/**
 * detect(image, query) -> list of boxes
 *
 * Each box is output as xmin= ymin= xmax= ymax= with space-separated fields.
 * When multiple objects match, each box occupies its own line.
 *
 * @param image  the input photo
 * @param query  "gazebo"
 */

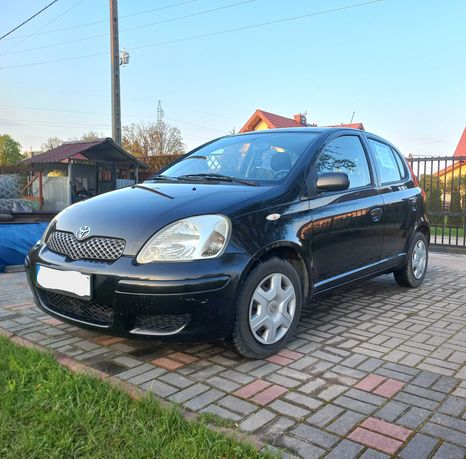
xmin=23 ymin=138 xmax=147 ymax=211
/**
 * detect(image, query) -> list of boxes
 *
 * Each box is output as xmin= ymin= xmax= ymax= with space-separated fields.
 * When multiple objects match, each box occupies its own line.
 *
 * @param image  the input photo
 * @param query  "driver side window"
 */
xmin=315 ymin=136 xmax=371 ymax=189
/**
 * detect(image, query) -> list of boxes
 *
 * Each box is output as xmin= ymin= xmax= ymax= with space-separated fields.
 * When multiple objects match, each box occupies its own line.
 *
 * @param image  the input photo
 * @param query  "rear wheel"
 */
xmin=393 ymin=232 xmax=428 ymax=288
xmin=232 ymin=257 xmax=302 ymax=359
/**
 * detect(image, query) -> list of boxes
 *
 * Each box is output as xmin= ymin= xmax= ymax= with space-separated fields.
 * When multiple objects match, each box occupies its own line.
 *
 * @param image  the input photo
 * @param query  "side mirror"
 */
xmin=316 ymin=172 xmax=350 ymax=192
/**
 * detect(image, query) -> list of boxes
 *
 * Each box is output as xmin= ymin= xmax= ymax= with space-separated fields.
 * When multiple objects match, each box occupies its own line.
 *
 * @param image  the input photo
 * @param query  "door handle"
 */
xmin=370 ymin=207 xmax=383 ymax=221
xmin=408 ymin=195 xmax=417 ymax=211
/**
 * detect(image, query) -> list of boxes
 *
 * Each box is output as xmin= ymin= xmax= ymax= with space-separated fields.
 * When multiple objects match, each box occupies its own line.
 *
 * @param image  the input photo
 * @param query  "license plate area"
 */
xmin=36 ymin=265 xmax=92 ymax=300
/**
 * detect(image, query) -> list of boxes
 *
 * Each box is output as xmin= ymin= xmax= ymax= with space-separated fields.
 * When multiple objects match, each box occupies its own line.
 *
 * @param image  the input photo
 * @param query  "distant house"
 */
xmin=22 ymin=138 xmax=146 ymax=211
xmin=434 ymin=125 xmax=466 ymax=183
xmin=239 ymin=109 xmax=365 ymax=133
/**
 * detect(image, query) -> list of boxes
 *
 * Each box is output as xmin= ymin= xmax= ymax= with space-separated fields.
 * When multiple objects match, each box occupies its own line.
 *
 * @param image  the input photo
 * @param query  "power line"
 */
xmin=0 ymin=0 xmax=201 ymax=42
xmin=2 ymin=0 xmax=258 ymax=57
xmin=1 ymin=0 xmax=85 ymax=54
xmin=0 ymin=0 xmax=385 ymax=69
xmin=0 ymin=0 xmax=60 ymax=41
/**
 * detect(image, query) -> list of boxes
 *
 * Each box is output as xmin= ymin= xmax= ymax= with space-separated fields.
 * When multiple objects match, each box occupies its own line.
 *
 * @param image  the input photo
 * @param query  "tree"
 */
xmin=425 ymin=187 xmax=443 ymax=225
xmin=122 ymin=120 xmax=185 ymax=157
xmin=41 ymin=136 xmax=63 ymax=152
xmin=0 ymin=134 xmax=23 ymax=166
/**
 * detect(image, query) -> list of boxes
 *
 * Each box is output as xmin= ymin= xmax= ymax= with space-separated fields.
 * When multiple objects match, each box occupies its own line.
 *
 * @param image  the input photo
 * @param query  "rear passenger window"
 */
xmin=315 ymin=135 xmax=371 ymax=189
xmin=369 ymin=139 xmax=403 ymax=183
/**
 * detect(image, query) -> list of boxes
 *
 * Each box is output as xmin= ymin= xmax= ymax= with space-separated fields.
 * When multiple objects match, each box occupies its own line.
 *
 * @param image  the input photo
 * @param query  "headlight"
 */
xmin=137 ymin=214 xmax=231 ymax=263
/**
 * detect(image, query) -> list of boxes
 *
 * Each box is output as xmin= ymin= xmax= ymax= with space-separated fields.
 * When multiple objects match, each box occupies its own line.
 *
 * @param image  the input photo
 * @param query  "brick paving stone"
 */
xmin=151 ymin=357 xmax=185 ymax=371
xmin=399 ymin=433 xmax=438 ymax=459
xmin=184 ymin=389 xmax=223 ymax=411
xmin=118 ymin=363 xmax=154 ymax=380
xmin=266 ymin=354 xmax=294 ymax=366
xmin=358 ymin=448 xmax=390 ymax=459
xmin=411 ymin=371 xmax=441 ymax=388
xmin=346 ymin=388 xmax=386 ymax=406
xmin=250 ymin=362 xmax=281 ymax=378
xmin=375 ymin=400 xmax=409 ymax=422
xmin=439 ymin=396 xmax=466 ymax=417
xmin=397 ymin=406 xmax=432 ymax=429
xmin=266 ymin=373 xmax=301 ymax=388
xmin=432 ymin=375 xmax=459 ymax=393
xmin=234 ymin=379 xmax=271 ymax=399
xmin=218 ymin=395 xmax=257 ymax=416
xmin=317 ymin=384 xmax=347 ymax=401
xmin=325 ymin=440 xmax=364 ymax=459
xmin=307 ymin=404 xmax=345 ymax=427
xmin=327 ymin=410 xmax=366 ymax=436
xmin=268 ymin=400 xmax=309 ymax=419
xmin=141 ymin=379 xmax=178 ymax=398
xmin=169 ymin=383 xmax=209 ymax=404
xmin=291 ymin=423 xmax=339 ymax=449
xmin=200 ymin=404 xmax=241 ymax=422
xmin=221 ymin=369 xmax=254 ymax=385
xmin=283 ymin=392 xmax=322 ymax=410
xmin=355 ymin=374 xmax=386 ymax=391
xmin=421 ymin=422 xmax=466 ymax=448
xmin=280 ymin=435 xmax=325 ymax=459
xmin=127 ymin=367 xmax=167 ymax=385
xmin=206 ymin=375 xmax=240 ymax=392
xmin=348 ymin=427 xmax=403 ymax=455
xmin=402 ymin=384 xmax=446 ymax=402
xmin=159 ymin=372 xmax=194 ymax=389
xmin=432 ymin=442 xmax=465 ymax=459
xmin=252 ymin=385 xmax=288 ymax=406
xmin=361 ymin=417 xmax=412 ymax=441
xmin=239 ymin=408 xmax=276 ymax=432
xmin=394 ymin=391 xmax=440 ymax=410
xmin=334 ymin=395 xmax=378 ymax=415
xmin=298 ymin=377 xmax=326 ymax=394
xmin=373 ymin=379 xmax=405 ymax=398
xmin=278 ymin=349 xmax=304 ymax=360
xmin=168 ymin=352 xmax=198 ymax=364
xmin=263 ymin=416 xmax=296 ymax=439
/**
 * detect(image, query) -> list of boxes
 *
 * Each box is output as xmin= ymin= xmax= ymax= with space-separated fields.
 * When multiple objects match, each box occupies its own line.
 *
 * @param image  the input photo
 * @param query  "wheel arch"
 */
xmin=240 ymin=242 xmax=311 ymax=302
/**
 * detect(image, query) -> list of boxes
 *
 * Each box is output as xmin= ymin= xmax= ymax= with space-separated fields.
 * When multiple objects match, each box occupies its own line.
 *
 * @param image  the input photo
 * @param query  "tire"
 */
xmin=232 ymin=257 xmax=303 ymax=359
xmin=393 ymin=232 xmax=428 ymax=288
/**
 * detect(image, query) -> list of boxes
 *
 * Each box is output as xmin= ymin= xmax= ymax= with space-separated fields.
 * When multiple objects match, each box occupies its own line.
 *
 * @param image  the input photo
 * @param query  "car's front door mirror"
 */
xmin=316 ymin=172 xmax=350 ymax=192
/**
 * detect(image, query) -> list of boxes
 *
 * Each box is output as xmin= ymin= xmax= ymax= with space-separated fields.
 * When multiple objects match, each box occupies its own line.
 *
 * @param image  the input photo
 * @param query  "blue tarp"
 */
xmin=0 ymin=223 xmax=48 ymax=272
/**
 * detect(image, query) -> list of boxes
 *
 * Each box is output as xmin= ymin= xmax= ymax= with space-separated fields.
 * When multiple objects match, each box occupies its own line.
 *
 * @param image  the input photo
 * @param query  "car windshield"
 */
xmin=155 ymin=132 xmax=319 ymax=185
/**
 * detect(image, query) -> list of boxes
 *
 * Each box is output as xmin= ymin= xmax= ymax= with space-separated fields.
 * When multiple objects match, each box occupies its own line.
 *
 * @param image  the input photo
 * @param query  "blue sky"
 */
xmin=1 ymin=0 xmax=465 ymax=155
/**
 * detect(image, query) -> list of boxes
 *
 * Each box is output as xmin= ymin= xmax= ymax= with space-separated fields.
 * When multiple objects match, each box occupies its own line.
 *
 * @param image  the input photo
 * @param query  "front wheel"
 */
xmin=232 ymin=257 xmax=303 ymax=359
xmin=393 ymin=232 xmax=428 ymax=288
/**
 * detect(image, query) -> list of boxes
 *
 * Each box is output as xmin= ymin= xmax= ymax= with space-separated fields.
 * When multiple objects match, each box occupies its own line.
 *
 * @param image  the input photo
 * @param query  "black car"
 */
xmin=26 ymin=128 xmax=429 ymax=358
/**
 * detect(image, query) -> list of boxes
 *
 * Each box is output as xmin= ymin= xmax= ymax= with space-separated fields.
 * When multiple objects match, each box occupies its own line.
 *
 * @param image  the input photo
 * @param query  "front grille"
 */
xmin=42 ymin=290 xmax=114 ymax=326
xmin=47 ymin=230 xmax=125 ymax=261
xmin=133 ymin=314 xmax=190 ymax=335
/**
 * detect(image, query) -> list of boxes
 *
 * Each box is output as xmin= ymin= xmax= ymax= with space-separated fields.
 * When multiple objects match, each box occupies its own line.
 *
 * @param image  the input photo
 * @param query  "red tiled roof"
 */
xmin=240 ymin=109 xmax=305 ymax=132
xmin=328 ymin=122 xmax=365 ymax=130
xmin=454 ymin=126 xmax=466 ymax=158
xmin=240 ymin=109 xmax=365 ymax=133
xmin=24 ymin=139 xmax=107 ymax=164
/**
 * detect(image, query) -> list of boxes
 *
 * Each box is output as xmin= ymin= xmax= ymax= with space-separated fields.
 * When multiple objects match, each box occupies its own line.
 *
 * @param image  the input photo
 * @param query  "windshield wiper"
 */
xmin=146 ymin=174 xmax=180 ymax=182
xmin=176 ymin=173 xmax=257 ymax=186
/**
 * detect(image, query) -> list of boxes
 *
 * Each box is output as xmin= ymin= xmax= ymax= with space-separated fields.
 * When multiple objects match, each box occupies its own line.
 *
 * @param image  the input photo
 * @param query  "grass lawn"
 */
xmin=0 ymin=336 xmax=270 ymax=459
xmin=431 ymin=226 xmax=465 ymax=238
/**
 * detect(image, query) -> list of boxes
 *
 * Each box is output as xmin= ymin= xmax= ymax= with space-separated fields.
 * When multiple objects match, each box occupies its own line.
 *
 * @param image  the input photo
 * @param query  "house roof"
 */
xmin=239 ymin=109 xmax=304 ymax=132
xmin=454 ymin=126 xmax=466 ymax=158
xmin=239 ymin=109 xmax=365 ymax=133
xmin=23 ymin=138 xmax=147 ymax=168
xmin=328 ymin=122 xmax=365 ymax=130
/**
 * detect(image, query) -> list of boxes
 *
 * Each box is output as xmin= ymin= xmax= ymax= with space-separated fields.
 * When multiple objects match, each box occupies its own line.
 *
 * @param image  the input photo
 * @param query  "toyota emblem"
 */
xmin=76 ymin=225 xmax=91 ymax=240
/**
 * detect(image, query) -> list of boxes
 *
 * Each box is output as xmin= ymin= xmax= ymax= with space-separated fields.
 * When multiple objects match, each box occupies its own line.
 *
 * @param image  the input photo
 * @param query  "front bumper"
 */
xmin=25 ymin=243 xmax=251 ymax=342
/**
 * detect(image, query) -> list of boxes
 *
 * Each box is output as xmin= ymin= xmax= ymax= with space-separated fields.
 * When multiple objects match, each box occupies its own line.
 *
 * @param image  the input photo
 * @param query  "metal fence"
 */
xmin=407 ymin=156 xmax=466 ymax=247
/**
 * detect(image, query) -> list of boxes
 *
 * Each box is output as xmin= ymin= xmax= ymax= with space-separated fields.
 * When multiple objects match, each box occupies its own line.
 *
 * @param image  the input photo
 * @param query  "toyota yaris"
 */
xmin=26 ymin=128 xmax=429 ymax=358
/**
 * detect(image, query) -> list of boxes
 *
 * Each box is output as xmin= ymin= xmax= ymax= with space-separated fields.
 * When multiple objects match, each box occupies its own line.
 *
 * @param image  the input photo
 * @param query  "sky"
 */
xmin=0 ymin=0 xmax=465 ymax=156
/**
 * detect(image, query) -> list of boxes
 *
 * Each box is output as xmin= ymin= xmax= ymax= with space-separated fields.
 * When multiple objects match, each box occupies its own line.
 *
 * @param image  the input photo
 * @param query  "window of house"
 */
xmin=315 ymin=135 xmax=371 ymax=189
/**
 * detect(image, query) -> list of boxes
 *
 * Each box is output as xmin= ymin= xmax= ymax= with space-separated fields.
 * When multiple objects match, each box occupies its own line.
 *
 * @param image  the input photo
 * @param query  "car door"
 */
xmin=366 ymin=137 xmax=419 ymax=261
xmin=308 ymin=133 xmax=385 ymax=290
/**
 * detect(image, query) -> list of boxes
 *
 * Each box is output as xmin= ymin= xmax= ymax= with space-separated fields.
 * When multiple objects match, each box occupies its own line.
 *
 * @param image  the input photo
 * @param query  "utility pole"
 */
xmin=110 ymin=0 xmax=121 ymax=145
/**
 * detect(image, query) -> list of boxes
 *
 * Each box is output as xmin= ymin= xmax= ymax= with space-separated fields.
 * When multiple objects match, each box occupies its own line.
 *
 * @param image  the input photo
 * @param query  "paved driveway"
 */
xmin=1 ymin=252 xmax=465 ymax=458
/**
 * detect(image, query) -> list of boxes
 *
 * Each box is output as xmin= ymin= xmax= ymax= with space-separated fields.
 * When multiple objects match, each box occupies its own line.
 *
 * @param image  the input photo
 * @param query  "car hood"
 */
xmin=52 ymin=182 xmax=272 ymax=255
